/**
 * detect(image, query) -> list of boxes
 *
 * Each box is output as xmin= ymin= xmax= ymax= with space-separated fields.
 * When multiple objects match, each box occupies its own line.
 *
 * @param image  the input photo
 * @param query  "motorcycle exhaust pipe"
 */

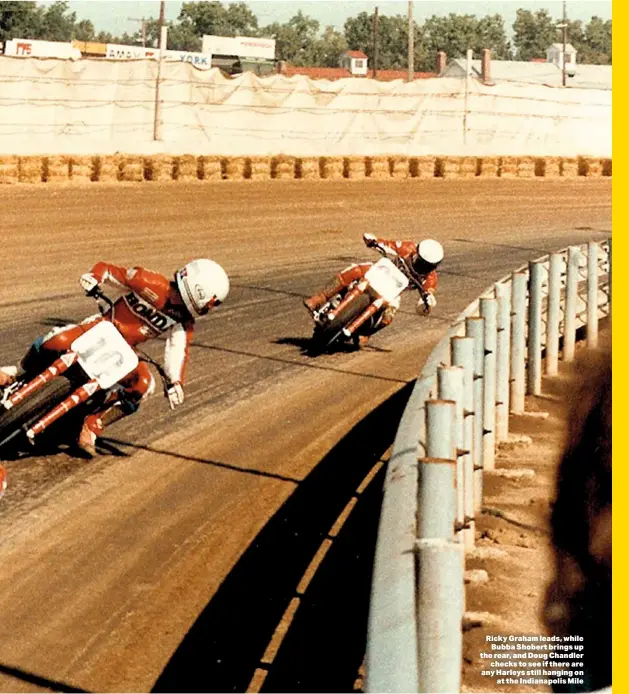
xmin=342 ymin=298 xmax=385 ymax=337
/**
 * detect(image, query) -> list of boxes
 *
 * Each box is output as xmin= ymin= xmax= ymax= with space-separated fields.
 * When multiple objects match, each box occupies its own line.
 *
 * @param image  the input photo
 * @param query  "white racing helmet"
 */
xmin=175 ymin=259 xmax=230 ymax=317
xmin=413 ymin=239 xmax=444 ymax=274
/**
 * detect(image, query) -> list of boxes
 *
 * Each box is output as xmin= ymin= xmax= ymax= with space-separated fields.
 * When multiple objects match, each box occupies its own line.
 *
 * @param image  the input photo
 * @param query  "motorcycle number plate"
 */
xmin=72 ymin=321 xmax=139 ymax=390
xmin=365 ymin=258 xmax=409 ymax=303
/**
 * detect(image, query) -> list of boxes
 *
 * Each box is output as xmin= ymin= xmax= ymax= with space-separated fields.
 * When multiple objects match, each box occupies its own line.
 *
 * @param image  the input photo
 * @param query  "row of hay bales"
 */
xmin=0 ymin=154 xmax=612 ymax=184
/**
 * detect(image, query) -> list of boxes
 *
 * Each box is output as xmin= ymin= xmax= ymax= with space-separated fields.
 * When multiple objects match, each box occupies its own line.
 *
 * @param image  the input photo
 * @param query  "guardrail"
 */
xmin=366 ymin=239 xmax=611 ymax=693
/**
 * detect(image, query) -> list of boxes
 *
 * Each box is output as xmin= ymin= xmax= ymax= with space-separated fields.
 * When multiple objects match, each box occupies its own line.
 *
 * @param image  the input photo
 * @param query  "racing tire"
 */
xmin=0 ymin=376 xmax=74 ymax=453
xmin=310 ymin=292 xmax=372 ymax=355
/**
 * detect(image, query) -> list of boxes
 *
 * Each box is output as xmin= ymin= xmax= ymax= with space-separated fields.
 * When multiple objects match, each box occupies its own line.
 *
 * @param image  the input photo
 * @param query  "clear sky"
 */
xmin=62 ymin=0 xmax=612 ymax=37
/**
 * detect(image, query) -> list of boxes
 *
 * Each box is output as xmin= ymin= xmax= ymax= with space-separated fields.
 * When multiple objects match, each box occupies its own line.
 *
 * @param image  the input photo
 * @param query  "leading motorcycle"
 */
xmin=308 ymin=242 xmax=434 ymax=355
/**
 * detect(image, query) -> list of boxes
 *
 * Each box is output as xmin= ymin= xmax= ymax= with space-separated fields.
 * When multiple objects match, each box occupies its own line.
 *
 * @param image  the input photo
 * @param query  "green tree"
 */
xmin=423 ymin=13 xmax=510 ymax=61
xmin=178 ymin=1 xmax=258 ymax=38
xmin=581 ymin=16 xmax=612 ymax=64
xmin=260 ymin=11 xmax=319 ymax=65
xmin=308 ymin=26 xmax=348 ymax=68
xmin=512 ymin=8 xmax=558 ymax=60
xmin=0 ymin=1 xmax=42 ymax=41
xmin=37 ymin=1 xmax=77 ymax=41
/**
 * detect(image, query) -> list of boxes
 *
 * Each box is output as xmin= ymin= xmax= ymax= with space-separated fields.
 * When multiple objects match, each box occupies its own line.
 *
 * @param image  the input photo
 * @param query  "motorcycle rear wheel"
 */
xmin=0 ymin=376 xmax=74 ymax=452
xmin=310 ymin=292 xmax=372 ymax=355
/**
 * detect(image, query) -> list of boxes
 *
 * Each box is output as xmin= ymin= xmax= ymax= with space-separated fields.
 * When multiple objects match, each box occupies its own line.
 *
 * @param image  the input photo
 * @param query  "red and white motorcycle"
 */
xmin=309 ymin=247 xmax=432 ymax=354
xmin=0 ymin=290 xmax=167 ymax=456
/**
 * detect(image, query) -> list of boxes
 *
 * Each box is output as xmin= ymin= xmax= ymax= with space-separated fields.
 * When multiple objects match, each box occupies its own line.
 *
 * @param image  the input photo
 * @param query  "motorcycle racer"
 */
xmin=303 ymin=233 xmax=443 ymax=345
xmin=9 ymin=259 xmax=229 ymax=457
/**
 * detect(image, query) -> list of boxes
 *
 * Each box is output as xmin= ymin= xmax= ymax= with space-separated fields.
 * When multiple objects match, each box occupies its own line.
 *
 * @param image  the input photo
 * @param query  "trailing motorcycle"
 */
xmin=0 ymin=290 xmax=168 ymax=456
xmin=308 ymin=242 xmax=434 ymax=355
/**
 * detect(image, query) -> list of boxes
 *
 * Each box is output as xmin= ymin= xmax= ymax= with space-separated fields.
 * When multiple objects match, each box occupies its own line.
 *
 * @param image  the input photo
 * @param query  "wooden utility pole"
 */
xmin=407 ymin=1 xmax=414 ymax=82
xmin=372 ymin=7 xmax=379 ymax=79
xmin=562 ymin=0 xmax=567 ymax=87
xmin=153 ymin=0 xmax=166 ymax=140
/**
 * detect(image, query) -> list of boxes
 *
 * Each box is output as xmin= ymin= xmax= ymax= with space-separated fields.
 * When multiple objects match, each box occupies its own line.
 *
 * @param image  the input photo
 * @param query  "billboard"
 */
xmin=4 ymin=38 xmax=81 ymax=59
xmin=202 ymin=35 xmax=275 ymax=60
xmin=105 ymin=44 xmax=212 ymax=69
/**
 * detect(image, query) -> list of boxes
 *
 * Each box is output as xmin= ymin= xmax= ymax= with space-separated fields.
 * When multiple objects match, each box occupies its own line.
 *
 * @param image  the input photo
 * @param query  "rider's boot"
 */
xmin=303 ymin=280 xmax=346 ymax=314
xmin=77 ymin=402 xmax=127 ymax=458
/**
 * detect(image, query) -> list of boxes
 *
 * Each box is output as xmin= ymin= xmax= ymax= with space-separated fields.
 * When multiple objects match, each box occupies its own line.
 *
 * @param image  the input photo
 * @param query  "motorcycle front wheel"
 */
xmin=310 ymin=292 xmax=372 ymax=355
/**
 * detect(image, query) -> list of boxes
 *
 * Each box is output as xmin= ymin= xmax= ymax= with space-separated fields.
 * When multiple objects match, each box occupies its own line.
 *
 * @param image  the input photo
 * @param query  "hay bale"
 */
xmin=561 ymin=157 xmax=579 ymax=178
xmin=390 ymin=155 xmax=409 ymax=179
xmin=321 ymin=157 xmax=344 ymax=180
xmin=459 ymin=156 xmax=478 ymax=178
xmin=146 ymin=155 xmax=174 ymax=182
xmin=248 ymin=156 xmax=271 ymax=181
xmin=98 ymin=155 xmax=120 ymax=182
xmin=119 ymin=156 xmax=144 ymax=182
xmin=176 ymin=155 xmax=198 ymax=182
xmin=543 ymin=157 xmax=561 ymax=178
xmin=200 ymin=156 xmax=222 ymax=181
xmin=224 ymin=157 xmax=245 ymax=181
xmin=478 ymin=157 xmax=499 ymax=178
xmin=18 ymin=156 xmax=43 ymax=183
xmin=517 ymin=156 xmax=536 ymax=178
xmin=69 ymin=155 xmax=94 ymax=183
xmin=366 ymin=156 xmax=390 ymax=180
xmin=46 ymin=155 xmax=70 ymax=183
xmin=272 ymin=155 xmax=296 ymax=180
xmin=0 ymin=156 xmax=18 ymax=184
xmin=411 ymin=157 xmax=436 ymax=178
xmin=345 ymin=157 xmax=366 ymax=180
xmin=297 ymin=157 xmax=320 ymax=180
xmin=499 ymin=156 xmax=518 ymax=178
xmin=602 ymin=158 xmax=612 ymax=177
xmin=438 ymin=157 xmax=461 ymax=179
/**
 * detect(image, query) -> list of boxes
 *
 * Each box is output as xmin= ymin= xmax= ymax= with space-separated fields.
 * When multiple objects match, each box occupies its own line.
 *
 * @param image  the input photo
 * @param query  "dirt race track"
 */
xmin=0 ymin=179 xmax=611 ymax=693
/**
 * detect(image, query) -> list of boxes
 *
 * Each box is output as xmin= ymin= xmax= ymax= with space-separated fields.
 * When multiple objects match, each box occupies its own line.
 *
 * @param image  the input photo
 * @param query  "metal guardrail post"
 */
xmin=465 ymin=317 xmax=485 ymax=512
xmin=416 ymin=537 xmax=464 ymax=694
xmin=564 ymin=246 xmax=580 ymax=362
xmin=587 ymin=241 xmax=599 ymax=348
xmin=510 ymin=272 xmax=527 ymax=413
xmin=451 ymin=336 xmax=475 ymax=550
xmin=419 ymin=400 xmax=457 ymax=540
xmin=527 ymin=261 xmax=544 ymax=395
xmin=495 ymin=282 xmax=511 ymax=441
xmin=546 ymin=252 xmax=562 ymax=376
xmin=437 ymin=367 xmax=465 ymax=542
xmin=480 ymin=297 xmax=497 ymax=470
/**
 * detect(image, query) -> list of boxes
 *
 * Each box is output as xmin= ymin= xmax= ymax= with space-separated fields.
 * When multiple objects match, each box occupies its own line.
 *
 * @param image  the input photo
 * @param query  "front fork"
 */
xmin=3 ymin=351 xmax=102 ymax=444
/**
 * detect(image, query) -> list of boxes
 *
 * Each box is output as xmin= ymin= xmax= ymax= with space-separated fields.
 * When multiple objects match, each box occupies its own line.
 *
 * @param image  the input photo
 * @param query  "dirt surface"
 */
xmin=0 ymin=180 xmax=611 ymax=693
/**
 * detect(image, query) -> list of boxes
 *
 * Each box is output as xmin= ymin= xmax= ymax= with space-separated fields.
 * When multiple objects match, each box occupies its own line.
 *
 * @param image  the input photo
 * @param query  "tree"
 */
xmin=423 ymin=13 xmax=510 ymax=61
xmin=581 ymin=16 xmax=612 ymax=64
xmin=312 ymin=26 xmax=348 ymax=68
xmin=0 ymin=1 xmax=42 ymax=41
xmin=344 ymin=11 xmax=417 ymax=71
xmin=260 ymin=11 xmax=319 ymax=65
xmin=37 ymin=1 xmax=78 ymax=41
xmin=512 ymin=8 xmax=558 ymax=61
xmin=178 ymin=1 xmax=258 ymax=38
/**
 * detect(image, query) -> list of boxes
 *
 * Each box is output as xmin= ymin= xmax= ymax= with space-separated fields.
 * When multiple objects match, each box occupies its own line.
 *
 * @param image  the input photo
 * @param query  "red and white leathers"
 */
xmin=24 ymin=262 xmax=196 ymax=453
xmin=304 ymin=237 xmax=439 ymax=332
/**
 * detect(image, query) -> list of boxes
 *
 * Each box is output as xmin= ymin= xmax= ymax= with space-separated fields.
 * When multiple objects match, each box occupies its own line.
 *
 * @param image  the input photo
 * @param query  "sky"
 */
xmin=62 ymin=0 xmax=612 ymax=38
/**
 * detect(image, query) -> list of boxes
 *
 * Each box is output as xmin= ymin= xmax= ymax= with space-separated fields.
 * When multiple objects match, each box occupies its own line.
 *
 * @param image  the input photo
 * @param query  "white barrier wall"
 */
xmin=0 ymin=56 xmax=611 ymax=157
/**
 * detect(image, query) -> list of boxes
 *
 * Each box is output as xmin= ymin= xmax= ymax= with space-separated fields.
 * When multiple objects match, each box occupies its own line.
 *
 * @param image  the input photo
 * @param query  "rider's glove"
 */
xmin=426 ymin=293 xmax=437 ymax=308
xmin=363 ymin=233 xmax=377 ymax=248
xmin=167 ymin=382 xmax=184 ymax=410
xmin=79 ymin=272 xmax=99 ymax=296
